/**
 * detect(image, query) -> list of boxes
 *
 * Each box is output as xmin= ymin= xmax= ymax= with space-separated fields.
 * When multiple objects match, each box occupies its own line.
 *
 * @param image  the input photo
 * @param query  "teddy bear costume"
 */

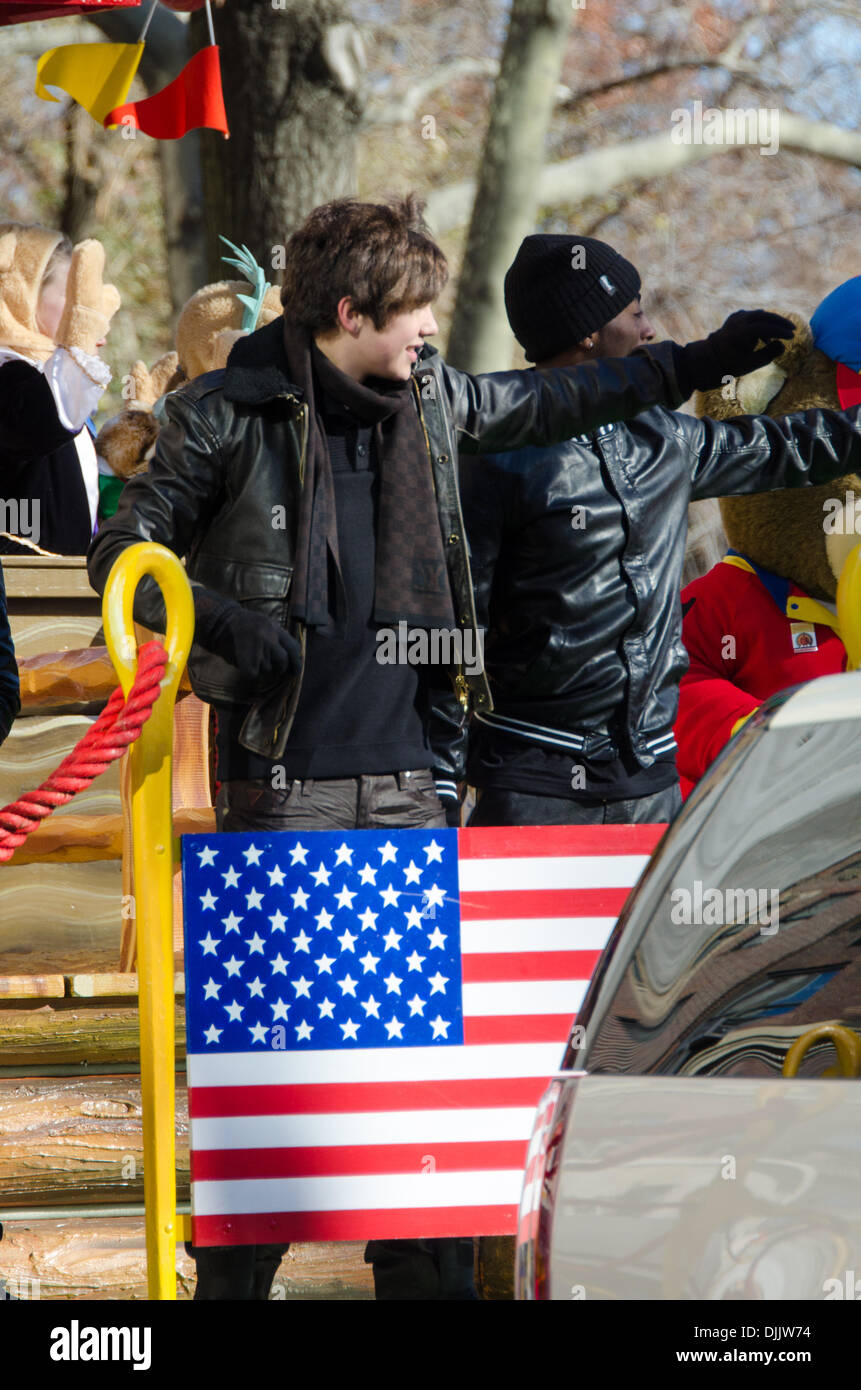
xmin=95 ymin=278 xmax=283 ymax=518
xmin=0 ymin=224 xmax=119 ymax=554
xmin=675 ymin=282 xmax=861 ymax=795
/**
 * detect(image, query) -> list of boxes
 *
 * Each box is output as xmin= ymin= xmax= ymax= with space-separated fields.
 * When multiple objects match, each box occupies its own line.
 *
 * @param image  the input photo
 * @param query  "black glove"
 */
xmin=193 ymin=588 xmax=301 ymax=686
xmin=673 ymin=310 xmax=795 ymax=397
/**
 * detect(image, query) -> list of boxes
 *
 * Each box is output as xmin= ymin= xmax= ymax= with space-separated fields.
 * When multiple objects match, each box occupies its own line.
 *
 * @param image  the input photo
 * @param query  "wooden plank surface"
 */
xmin=0 ymin=1003 xmax=186 ymax=1066
xmin=68 ymin=973 xmax=186 ymax=998
xmin=0 ymin=1076 xmax=188 ymax=1208
xmin=0 ymin=975 xmax=65 ymax=998
xmin=0 ymin=860 xmax=122 ymax=971
xmin=2 ymin=556 xmax=100 ymax=600
xmin=4 ymin=807 xmax=215 ymax=864
xmin=0 ymin=1218 xmax=375 ymax=1300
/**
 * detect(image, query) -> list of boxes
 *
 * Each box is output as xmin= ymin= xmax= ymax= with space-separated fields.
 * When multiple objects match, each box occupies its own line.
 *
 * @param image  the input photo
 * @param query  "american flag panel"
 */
xmin=182 ymin=824 xmax=664 ymax=1245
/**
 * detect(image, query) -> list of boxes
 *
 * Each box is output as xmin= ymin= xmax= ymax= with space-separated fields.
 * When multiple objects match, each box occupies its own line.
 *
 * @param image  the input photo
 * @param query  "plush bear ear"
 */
xmin=212 ymin=327 xmax=246 ymax=370
xmin=769 ymin=312 xmax=812 ymax=376
xmin=148 ymin=351 xmax=182 ymax=401
xmin=0 ymin=231 xmax=17 ymax=273
xmin=127 ymin=359 xmax=156 ymax=410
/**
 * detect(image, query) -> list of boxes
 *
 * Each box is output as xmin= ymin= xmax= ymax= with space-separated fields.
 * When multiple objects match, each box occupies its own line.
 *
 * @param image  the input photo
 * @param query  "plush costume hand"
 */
xmin=56 ymin=240 xmax=120 ymax=356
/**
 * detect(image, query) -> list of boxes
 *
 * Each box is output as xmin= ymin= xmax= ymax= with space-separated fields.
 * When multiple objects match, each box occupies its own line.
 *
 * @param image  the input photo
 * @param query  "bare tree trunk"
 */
xmin=88 ymin=4 xmax=205 ymax=312
xmin=446 ymin=0 xmax=572 ymax=374
xmin=60 ymin=104 xmax=102 ymax=244
xmin=190 ymin=0 xmax=366 ymax=283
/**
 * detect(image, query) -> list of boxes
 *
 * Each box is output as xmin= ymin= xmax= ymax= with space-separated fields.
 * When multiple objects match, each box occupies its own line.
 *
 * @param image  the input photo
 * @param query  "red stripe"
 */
xmin=460 ymin=887 xmax=631 ymax=918
xmin=190 ymin=1139 xmax=529 ymax=1182
xmin=463 ymin=1014 xmax=574 ymax=1045
xmin=191 ymin=1205 xmax=518 ymax=1245
xmin=460 ymin=950 xmax=599 ymax=982
xmin=189 ymin=1075 xmax=549 ymax=1118
xmin=458 ymin=824 xmax=665 ymax=859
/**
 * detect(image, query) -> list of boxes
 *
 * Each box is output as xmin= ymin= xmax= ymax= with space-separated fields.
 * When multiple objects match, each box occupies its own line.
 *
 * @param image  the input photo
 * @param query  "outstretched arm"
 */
xmin=682 ymin=402 xmax=861 ymax=499
xmin=440 ymin=310 xmax=794 ymax=453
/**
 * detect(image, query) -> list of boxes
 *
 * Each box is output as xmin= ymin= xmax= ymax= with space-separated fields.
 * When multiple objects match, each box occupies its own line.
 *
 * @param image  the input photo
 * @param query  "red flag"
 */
xmin=0 ymin=2 xmax=137 ymax=23
xmin=105 ymin=44 xmax=228 ymax=139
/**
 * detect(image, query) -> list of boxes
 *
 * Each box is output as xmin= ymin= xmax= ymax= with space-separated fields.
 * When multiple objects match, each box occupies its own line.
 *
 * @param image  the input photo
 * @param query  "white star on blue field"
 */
xmin=182 ymin=829 xmax=464 ymax=1051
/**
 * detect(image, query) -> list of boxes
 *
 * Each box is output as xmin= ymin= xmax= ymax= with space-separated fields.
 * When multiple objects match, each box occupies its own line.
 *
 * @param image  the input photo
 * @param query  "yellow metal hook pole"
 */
xmin=836 ymin=541 xmax=861 ymax=671
xmin=782 ymin=1022 xmax=861 ymax=1079
xmin=102 ymin=543 xmax=194 ymax=1301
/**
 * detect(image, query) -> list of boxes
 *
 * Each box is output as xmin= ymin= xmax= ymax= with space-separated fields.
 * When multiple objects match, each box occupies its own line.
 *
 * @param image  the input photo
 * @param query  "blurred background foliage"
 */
xmin=1 ymin=0 xmax=859 ymax=416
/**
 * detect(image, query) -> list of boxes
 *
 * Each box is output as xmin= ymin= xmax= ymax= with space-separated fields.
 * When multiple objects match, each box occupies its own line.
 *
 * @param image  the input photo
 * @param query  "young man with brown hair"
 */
xmin=88 ymin=195 xmax=790 ymax=1299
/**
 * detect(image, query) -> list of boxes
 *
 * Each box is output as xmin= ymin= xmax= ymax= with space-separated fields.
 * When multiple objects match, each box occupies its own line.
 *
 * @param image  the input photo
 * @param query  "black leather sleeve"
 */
xmin=426 ymin=675 xmax=469 ymax=799
xmin=439 ymin=341 xmax=685 ymax=455
xmin=426 ymin=457 xmax=509 ymax=790
xmin=87 ymin=388 xmax=227 ymax=629
xmin=682 ymin=402 xmax=861 ymax=499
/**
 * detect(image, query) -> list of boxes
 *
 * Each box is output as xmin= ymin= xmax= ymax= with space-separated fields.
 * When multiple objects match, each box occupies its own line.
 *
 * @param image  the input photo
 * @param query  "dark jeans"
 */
xmin=189 ymin=770 xmax=476 ymax=1301
xmin=468 ymin=781 xmax=682 ymax=827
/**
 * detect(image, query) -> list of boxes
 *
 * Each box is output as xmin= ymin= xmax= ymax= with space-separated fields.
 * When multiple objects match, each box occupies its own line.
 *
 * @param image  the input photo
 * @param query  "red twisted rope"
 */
xmin=0 ymin=640 xmax=168 ymax=864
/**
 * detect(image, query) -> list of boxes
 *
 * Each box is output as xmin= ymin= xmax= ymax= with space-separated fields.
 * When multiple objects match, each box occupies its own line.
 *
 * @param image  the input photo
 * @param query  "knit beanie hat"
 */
xmin=504 ymin=234 xmax=641 ymax=363
xmin=0 ymin=222 xmax=69 ymax=362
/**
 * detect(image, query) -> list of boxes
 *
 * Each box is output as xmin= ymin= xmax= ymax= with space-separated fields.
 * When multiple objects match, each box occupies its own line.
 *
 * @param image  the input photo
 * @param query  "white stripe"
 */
xmin=192 ymin=1168 xmax=523 ymax=1214
xmin=463 ymin=980 xmax=585 ymax=1016
xmin=458 ymin=855 xmax=648 ymax=892
xmin=188 ymin=1041 xmax=564 ymax=1088
xmin=460 ymin=917 xmax=615 ymax=953
xmin=475 ymin=713 xmax=585 ymax=751
xmin=476 ymin=710 xmax=585 ymax=745
xmin=190 ymin=1105 xmax=537 ymax=1150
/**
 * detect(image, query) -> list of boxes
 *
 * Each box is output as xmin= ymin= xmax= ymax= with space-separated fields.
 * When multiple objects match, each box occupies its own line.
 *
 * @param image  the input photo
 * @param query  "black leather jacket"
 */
xmin=448 ymin=401 xmax=861 ymax=780
xmin=87 ymin=316 xmax=687 ymax=761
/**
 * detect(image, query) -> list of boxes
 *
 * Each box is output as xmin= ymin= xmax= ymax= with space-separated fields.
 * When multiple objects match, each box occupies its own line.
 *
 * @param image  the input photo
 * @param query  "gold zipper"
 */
xmin=411 ymin=376 xmax=435 ymax=488
xmin=297 ymin=401 xmax=309 ymax=486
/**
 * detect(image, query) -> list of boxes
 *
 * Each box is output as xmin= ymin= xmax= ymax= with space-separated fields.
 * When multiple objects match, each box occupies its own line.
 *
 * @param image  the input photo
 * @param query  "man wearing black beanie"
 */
xmin=435 ymin=233 xmax=861 ymax=828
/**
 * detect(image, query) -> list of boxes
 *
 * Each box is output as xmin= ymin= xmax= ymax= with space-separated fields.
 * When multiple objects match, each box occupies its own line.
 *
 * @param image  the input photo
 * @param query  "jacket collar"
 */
xmin=222 ymin=316 xmax=302 ymax=406
xmin=724 ymin=549 xmax=840 ymax=631
xmin=724 ymin=548 xmax=790 ymax=612
xmin=222 ymin=317 xmax=440 ymax=407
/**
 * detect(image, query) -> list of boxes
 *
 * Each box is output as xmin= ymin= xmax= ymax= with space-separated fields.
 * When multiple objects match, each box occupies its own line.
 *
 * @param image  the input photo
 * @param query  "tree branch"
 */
xmin=425 ymin=111 xmax=861 ymax=234
xmin=365 ymin=57 xmax=500 ymax=125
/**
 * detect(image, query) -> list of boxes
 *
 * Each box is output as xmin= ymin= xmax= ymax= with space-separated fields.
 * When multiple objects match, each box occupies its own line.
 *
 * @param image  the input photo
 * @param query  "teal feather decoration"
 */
xmin=219 ymin=235 xmax=271 ymax=333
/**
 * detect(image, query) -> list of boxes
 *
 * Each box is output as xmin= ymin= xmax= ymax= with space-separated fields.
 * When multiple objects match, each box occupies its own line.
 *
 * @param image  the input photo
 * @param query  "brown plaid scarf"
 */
xmin=283 ymin=320 xmax=455 ymax=633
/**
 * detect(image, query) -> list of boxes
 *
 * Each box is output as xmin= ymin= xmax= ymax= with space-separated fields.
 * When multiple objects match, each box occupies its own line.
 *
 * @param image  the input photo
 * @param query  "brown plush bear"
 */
xmin=675 ymin=311 xmax=861 ymax=794
xmin=96 ymin=279 xmax=282 ymax=507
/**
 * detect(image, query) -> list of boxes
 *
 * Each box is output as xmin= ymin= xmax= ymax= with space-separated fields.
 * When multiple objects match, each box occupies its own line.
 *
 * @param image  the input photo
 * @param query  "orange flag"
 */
xmin=105 ymin=44 xmax=228 ymax=139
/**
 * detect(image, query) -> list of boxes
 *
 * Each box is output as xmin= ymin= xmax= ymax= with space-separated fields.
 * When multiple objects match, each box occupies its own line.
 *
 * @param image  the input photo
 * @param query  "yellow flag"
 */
xmin=36 ymin=43 xmax=144 ymax=126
